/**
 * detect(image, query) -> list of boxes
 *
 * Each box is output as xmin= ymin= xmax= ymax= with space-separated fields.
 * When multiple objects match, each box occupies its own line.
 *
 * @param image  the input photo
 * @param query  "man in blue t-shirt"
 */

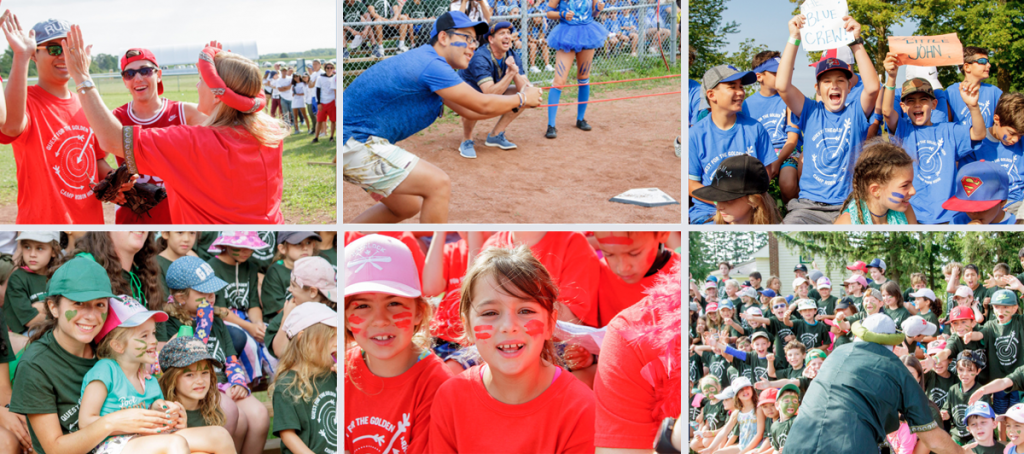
xmin=947 ymin=46 xmax=1003 ymax=128
xmin=880 ymin=52 xmax=986 ymax=225
xmin=776 ymin=14 xmax=880 ymax=224
xmin=964 ymin=93 xmax=1024 ymax=216
xmin=688 ymin=64 xmax=776 ymax=224
xmin=343 ymin=11 xmax=543 ymax=223
xmin=456 ymin=21 xmax=532 ymax=158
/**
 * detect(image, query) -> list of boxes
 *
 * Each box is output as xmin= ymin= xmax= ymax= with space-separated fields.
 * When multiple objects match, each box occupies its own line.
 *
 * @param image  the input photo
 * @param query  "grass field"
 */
xmin=0 ymin=74 xmax=336 ymax=224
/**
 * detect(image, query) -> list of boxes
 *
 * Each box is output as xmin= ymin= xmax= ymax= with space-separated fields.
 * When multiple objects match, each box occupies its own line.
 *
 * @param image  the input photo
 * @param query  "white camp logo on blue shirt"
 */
xmin=800 ymin=333 xmax=818 ymax=349
xmin=914 ymin=138 xmax=946 ymax=185
xmin=809 ymin=118 xmax=853 ymax=185
xmin=996 ymin=331 xmax=1019 ymax=366
xmin=757 ymin=112 xmax=786 ymax=143
xmin=993 ymin=156 xmax=1023 ymax=192
xmin=703 ymin=148 xmax=754 ymax=177
xmin=960 ymin=100 xmax=992 ymax=126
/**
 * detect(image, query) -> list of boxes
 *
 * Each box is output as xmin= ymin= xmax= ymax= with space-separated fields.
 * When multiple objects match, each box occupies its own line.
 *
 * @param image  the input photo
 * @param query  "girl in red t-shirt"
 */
xmin=429 ymin=245 xmax=596 ymax=454
xmin=344 ymin=234 xmax=453 ymax=454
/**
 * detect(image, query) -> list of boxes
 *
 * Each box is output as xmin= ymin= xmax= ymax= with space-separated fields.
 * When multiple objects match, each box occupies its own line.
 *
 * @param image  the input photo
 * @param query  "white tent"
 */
xmin=132 ymin=41 xmax=258 ymax=67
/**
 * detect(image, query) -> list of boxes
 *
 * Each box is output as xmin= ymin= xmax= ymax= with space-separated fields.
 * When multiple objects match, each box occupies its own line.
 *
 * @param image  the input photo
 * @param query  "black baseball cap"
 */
xmin=692 ymin=155 xmax=770 ymax=202
xmin=430 ymin=11 xmax=488 ymax=41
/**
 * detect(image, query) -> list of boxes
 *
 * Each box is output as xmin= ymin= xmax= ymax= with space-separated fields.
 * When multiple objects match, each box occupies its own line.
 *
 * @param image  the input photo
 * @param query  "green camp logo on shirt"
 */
xmin=314 ymin=390 xmax=337 ymax=453
xmin=996 ymin=331 xmax=1019 ymax=366
xmin=49 ymin=125 xmax=99 ymax=200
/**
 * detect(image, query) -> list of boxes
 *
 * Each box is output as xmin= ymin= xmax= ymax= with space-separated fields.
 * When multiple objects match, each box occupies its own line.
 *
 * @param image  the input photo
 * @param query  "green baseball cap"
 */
xmin=779 ymin=383 xmax=801 ymax=398
xmin=45 ymin=257 xmax=116 ymax=302
xmin=901 ymin=77 xmax=935 ymax=101
xmin=991 ymin=289 xmax=1018 ymax=306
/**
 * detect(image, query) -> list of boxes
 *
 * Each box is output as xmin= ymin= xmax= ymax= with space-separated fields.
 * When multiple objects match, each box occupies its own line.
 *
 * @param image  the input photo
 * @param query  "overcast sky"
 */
xmin=0 ymin=0 xmax=337 ymax=57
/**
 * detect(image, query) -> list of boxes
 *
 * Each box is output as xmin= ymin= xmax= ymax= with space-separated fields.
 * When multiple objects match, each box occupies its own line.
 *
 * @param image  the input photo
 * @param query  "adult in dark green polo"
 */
xmin=10 ymin=257 xmax=174 ymax=454
xmin=783 ymin=313 xmax=963 ymax=453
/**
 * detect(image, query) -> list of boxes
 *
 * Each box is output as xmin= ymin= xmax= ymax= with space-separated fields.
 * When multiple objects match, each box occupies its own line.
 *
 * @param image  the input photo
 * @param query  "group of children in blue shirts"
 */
xmin=688 ymin=13 xmax=1024 ymax=226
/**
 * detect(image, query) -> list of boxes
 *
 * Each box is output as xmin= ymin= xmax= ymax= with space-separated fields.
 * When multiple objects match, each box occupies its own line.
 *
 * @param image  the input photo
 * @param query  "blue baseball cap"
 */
xmin=166 ymin=256 xmax=228 ymax=294
xmin=484 ymin=21 xmax=516 ymax=40
xmin=942 ymin=161 xmax=1008 ymax=213
xmin=814 ymin=57 xmax=853 ymax=81
xmin=718 ymin=300 xmax=735 ymax=310
xmin=964 ymin=401 xmax=996 ymax=425
xmin=32 ymin=19 xmax=71 ymax=45
xmin=867 ymin=258 xmax=886 ymax=271
xmin=785 ymin=295 xmax=794 ymax=304
xmin=430 ymin=11 xmax=488 ymax=41
xmin=706 ymin=275 xmax=719 ymax=283
xmin=753 ymin=57 xmax=781 ymax=74
xmin=761 ymin=289 xmax=777 ymax=298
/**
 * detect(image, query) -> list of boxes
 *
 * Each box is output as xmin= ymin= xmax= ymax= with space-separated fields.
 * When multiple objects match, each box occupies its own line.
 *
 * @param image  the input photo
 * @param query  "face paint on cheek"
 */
xmin=450 ymin=41 xmax=468 ymax=48
xmin=347 ymin=314 xmax=365 ymax=335
xmin=473 ymin=325 xmax=493 ymax=340
xmin=65 ymin=310 xmax=77 ymax=322
xmin=889 ymin=192 xmax=905 ymax=204
xmin=393 ymin=312 xmax=413 ymax=329
xmin=524 ymin=319 xmax=545 ymax=337
xmin=101 ymin=311 xmax=107 ymax=322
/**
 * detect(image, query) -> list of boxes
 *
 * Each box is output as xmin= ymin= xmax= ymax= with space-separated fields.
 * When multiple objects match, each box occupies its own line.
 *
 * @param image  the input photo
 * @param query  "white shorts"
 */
xmin=91 ymin=435 xmax=139 ymax=454
xmin=343 ymin=136 xmax=420 ymax=199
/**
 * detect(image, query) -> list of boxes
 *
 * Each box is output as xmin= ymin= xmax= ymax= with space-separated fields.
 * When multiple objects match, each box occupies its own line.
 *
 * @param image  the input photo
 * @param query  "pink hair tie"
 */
xmin=197 ymin=46 xmax=264 ymax=114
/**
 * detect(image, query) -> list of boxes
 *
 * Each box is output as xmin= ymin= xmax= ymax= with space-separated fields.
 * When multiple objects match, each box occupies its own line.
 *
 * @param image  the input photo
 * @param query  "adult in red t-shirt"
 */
xmin=590 ymin=231 xmax=680 ymax=327
xmin=429 ymin=365 xmax=596 ymax=453
xmin=483 ymin=231 xmax=600 ymax=324
xmin=0 ymin=17 xmax=108 ymax=224
xmin=344 ymin=348 xmax=453 ymax=454
xmin=593 ymin=261 xmax=681 ymax=450
xmin=64 ymin=29 xmax=286 ymax=224
xmin=110 ymin=48 xmax=207 ymax=225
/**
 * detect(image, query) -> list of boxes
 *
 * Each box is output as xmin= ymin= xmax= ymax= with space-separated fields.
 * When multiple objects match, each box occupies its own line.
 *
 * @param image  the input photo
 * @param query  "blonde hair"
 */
xmin=166 ymin=288 xmax=196 ymax=325
xmin=272 ymin=323 xmax=336 ymax=402
xmin=159 ymin=360 xmax=225 ymax=426
xmin=712 ymin=193 xmax=783 ymax=225
xmin=203 ymin=52 xmax=289 ymax=148
xmin=343 ymin=295 xmax=432 ymax=351
xmin=96 ymin=326 xmax=135 ymax=359
xmin=458 ymin=245 xmax=562 ymax=367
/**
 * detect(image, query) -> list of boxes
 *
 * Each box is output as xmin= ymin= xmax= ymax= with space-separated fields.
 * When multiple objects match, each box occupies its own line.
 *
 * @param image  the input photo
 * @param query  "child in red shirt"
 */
xmin=429 ymin=245 xmax=596 ymax=454
xmin=483 ymin=231 xmax=600 ymax=325
xmin=344 ymin=234 xmax=453 ymax=454
xmin=590 ymin=231 xmax=680 ymax=327
xmin=593 ymin=260 xmax=681 ymax=450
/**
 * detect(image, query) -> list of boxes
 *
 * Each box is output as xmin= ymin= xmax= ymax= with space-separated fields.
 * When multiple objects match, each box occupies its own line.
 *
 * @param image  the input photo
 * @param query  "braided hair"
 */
xmin=840 ymin=139 xmax=914 ymax=224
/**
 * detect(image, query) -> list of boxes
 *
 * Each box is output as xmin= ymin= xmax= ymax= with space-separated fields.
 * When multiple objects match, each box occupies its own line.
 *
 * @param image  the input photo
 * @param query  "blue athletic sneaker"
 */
xmin=485 ymin=132 xmax=517 ymax=150
xmin=459 ymin=140 xmax=477 ymax=159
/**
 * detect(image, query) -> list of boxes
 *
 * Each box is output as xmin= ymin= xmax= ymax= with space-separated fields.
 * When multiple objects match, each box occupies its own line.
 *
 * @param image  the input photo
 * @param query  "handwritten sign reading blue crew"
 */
xmin=799 ymin=0 xmax=854 ymax=52
xmin=887 ymin=33 xmax=964 ymax=67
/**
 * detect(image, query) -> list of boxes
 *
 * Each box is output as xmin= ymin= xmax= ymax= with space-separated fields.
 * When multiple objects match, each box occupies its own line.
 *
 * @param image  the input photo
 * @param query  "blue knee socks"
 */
xmin=547 ymin=87 xmax=561 ymax=127
xmin=577 ymin=78 xmax=589 ymax=121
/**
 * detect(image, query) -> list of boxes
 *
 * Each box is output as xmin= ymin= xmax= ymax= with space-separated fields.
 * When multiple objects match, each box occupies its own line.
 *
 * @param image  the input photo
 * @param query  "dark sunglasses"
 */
xmin=37 ymin=44 xmax=62 ymax=56
xmin=969 ymin=57 xmax=990 ymax=65
xmin=122 ymin=67 xmax=158 ymax=79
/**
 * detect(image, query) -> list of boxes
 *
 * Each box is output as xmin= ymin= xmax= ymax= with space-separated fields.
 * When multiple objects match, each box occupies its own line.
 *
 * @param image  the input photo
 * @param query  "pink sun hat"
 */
xmin=293 ymin=256 xmax=338 ymax=302
xmin=97 ymin=295 xmax=168 ymax=342
xmin=208 ymin=231 xmax=270 ymax=253
xmin=345 ymin=234 xmax=421 ymax=298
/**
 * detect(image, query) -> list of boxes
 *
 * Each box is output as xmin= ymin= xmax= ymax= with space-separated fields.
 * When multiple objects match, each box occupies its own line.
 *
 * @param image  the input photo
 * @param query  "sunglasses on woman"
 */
xmin=37 ymin=44 xmax=62 ymax=57
xmin=122 ymin=67 xmax=158 ymax=79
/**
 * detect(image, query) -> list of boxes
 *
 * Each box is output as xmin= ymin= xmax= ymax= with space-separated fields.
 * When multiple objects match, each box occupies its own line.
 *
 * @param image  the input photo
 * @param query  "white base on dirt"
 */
xmin=609 ymin=188 xmax=679 ymax=207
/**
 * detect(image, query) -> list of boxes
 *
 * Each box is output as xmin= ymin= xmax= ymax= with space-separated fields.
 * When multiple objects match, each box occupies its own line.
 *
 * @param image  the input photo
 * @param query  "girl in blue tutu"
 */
xmin=544 ymin=0 xmax=609 ymax=138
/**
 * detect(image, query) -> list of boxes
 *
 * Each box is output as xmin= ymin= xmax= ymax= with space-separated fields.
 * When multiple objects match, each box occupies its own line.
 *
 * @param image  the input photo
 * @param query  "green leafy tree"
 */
xmin=689 ymin=0 xmax=739 ymax=79
xmin=724 ymin=38 xmax=770 ymax=96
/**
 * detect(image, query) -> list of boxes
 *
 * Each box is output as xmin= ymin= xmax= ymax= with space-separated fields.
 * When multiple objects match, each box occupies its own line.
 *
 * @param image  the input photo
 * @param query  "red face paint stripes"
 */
xmin=473 ymin=325 xmax=493 ymax=340
xmin=524 ymin=319 xmax=545 ymax=336
xmin=393 ymin=312 xmax=413 ymax=320
xmin=348 ymin=314 xmax=364 ymax=324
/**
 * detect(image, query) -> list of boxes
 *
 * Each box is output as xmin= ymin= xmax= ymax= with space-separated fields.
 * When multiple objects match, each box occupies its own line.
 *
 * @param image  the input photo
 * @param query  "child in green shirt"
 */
xmin=962 ymin=401 xmax=1006 ymax=454
xmin=4 ymin=232 xmax=60 ymax=335
xmin=205 ymin=232 xmax=268 ymax=347
xmin=261 ymin=232 xmax=321 ymax=324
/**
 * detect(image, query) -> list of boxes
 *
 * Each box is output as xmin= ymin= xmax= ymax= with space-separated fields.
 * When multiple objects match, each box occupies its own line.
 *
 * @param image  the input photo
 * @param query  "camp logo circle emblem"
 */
xmin=800 ymin=333 xmax=819 ymax=349
xmin=50 ymin=125 xmax=98 ymax=200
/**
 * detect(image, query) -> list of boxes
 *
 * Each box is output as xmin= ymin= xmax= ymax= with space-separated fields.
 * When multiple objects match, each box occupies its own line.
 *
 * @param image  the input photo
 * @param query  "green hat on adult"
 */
xmin=45 ymin=257 xmax=116 ymax=302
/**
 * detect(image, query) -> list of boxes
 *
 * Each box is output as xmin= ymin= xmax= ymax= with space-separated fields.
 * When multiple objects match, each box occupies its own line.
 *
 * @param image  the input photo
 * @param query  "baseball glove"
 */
xmin=92 ymin=164 xmax=166 ymax=216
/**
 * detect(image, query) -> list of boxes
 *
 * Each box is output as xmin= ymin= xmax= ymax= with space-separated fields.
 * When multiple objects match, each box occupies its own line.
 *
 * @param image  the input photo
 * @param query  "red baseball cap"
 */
xmin=758 ymin=388 xmax=778 ymax=406
xmin=120 ymin=48 xmax=163 ymax=95
xmin=846 ymin=261 xmax=867 ymax=272
xmin=949 ymin=305 xmax=975 ymax=322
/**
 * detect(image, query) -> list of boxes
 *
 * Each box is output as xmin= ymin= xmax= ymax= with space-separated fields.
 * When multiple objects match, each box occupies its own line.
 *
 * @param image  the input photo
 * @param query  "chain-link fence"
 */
xmin=342 ymin=0 xmax=678 ymax=87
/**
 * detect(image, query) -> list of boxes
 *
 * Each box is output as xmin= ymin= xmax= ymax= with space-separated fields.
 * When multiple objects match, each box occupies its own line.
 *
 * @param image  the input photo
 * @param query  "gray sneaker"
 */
xmin=459 ymin=140 xmax=477 ymax=158
xmin=484 ymin=132 xmax=517 ymax=150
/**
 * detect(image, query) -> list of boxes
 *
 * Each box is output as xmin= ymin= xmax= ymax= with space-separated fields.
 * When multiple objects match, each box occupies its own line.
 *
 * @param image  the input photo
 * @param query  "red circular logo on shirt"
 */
xmin=49 ymin=125 xmax=97 ymax=199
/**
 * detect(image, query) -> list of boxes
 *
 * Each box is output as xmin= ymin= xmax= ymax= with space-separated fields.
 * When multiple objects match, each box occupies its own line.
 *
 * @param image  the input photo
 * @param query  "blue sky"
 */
xmin=720 ymin=0 xmax=916 ymax=94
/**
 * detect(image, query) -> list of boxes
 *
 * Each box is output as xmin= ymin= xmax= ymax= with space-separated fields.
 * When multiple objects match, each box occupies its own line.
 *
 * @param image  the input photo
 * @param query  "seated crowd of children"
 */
xmin=343 ymin=231 xmax=683 ymax=453
xmin=0 ymin=231 xmax=338 ymax=454
xmin=688 ymin=13 xmax=1024 ymax=225
xmin=689 ymin=256 xmax=1024 ymax=453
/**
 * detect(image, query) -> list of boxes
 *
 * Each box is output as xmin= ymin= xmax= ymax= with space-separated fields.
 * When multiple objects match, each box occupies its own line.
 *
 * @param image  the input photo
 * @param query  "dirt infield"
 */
xmin=343 ymin=81 xmax=683 ymax=223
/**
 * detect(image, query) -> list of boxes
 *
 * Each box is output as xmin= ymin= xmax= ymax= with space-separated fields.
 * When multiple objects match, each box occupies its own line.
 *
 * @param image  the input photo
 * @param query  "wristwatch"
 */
xmin=851 ymin=37 xmax=865 ymax=47
xmin=76 ymin=79 xmax=96 ymax=94
xmin=654 ymin=417 xmax=681 ymax=454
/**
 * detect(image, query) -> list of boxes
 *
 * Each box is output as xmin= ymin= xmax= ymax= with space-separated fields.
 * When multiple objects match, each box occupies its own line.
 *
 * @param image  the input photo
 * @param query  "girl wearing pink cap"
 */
xmin=344 ymin=235 xmax=453 ymax=454
xmin=428 ymin=245 xmax=596 ymax=453
xmin=79 ymin=296 xmax=234 ymax=454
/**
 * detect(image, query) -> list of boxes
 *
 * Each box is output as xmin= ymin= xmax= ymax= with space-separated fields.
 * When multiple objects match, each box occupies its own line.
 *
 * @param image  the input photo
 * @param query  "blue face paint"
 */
xmin=891 ymin=192 xmax=905 ymax=200
xmin=888 ymin=197 xmax=903 ymax=204
xmin=451 ymin=41 xmax=468 ymax=48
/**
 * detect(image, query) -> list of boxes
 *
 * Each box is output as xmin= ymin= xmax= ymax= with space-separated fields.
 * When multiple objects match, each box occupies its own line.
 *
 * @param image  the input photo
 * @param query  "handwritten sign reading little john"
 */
xmin=887 ymin=33 xmax=964 ymax=67
xmin=799 ymin=0 xmax=854 ymax=52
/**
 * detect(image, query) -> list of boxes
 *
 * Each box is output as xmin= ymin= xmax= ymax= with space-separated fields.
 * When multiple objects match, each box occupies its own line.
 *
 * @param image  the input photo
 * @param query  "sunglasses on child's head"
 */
xmin=37 ymin=44 xmax=62 ymax=57
xmin=122 ymin=67 xmax=158 ymax=79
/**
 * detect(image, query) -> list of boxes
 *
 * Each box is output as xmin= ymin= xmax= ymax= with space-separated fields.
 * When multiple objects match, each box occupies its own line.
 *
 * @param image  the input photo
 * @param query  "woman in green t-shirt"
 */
xmin=73 ymin=232 xmax=164 ymax=312
xmin=10 ymin=257 xmax=174 ymax=454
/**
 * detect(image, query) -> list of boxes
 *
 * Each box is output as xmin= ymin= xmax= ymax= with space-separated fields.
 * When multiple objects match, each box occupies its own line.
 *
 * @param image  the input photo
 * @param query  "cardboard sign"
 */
xmin=887 ymin=33 xmax=964 ymax=67
xmin=799 ymin=0 xmax=855 ymax=52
